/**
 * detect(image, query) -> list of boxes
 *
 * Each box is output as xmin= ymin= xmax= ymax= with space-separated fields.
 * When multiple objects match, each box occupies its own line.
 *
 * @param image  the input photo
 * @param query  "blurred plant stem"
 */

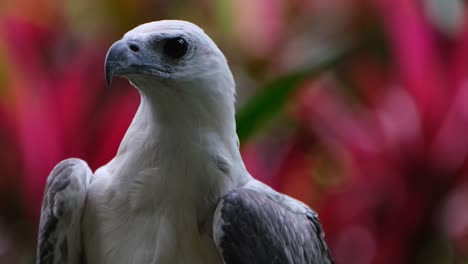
xmin=214 ymin=0 xmax=234 ymax=40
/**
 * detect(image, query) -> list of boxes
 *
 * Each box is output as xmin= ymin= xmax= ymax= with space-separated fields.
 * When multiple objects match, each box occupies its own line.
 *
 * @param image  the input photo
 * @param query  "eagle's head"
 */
xmin=105 ymin=20 xmax=236 ymax=126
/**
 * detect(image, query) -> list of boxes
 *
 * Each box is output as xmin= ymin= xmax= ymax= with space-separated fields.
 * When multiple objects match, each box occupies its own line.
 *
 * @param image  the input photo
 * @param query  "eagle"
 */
xmin=36 ymin=20 xmax=334 ymax=264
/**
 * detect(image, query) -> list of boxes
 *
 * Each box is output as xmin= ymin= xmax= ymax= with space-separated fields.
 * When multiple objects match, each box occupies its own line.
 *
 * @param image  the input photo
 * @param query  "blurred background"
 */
xmin=1 ymin=0 xmax=468 ymax=263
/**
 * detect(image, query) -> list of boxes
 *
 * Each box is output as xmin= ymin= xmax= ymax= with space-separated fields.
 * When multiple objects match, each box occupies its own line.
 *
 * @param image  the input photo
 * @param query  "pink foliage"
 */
xmin=264 ymin=1 xmax=468 ymax=263
xmin=0 ymin=18 xmax=139 ymax=220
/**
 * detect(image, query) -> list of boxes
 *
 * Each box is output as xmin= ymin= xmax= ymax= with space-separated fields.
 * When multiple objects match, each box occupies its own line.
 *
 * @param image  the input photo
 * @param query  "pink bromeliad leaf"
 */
xmin=374 ymin=0 xmax=446 ymax=132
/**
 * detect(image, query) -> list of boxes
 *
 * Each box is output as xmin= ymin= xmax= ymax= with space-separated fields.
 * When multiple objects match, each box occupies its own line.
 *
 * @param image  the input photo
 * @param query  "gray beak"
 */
xmin=105 ymin=40 xmax=139 ymax=87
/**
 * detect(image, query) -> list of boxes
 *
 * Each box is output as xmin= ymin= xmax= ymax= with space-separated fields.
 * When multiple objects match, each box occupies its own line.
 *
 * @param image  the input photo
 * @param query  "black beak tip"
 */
xmin=104 ymin=47 xmax=115 ymax=88
xmin=105 ymin=66 xmax=113 ymax=88
xmin=104 ymin=40 xmax=127 ymax=88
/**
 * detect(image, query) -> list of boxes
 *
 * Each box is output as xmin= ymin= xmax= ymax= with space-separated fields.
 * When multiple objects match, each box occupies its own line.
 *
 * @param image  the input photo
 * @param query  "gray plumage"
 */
xmin=37 ymin=159 xmax=91 ymax=264
xmin=36 ymin=20 xmax=333 ymax=264
xmin=213 ymin=185 xmax=333 ymax=264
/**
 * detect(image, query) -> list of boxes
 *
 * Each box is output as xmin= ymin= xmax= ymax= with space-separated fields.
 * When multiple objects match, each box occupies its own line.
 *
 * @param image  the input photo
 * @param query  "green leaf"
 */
xmin=236 ymin=47 xmax=351 ymax=142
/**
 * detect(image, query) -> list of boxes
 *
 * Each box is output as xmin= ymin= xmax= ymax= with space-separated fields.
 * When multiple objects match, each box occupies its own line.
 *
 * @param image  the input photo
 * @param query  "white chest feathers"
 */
xmin=81 ymin=143 xmax=238 ymax=264
xmin=83 ymin=197 xmax=223 ymax=264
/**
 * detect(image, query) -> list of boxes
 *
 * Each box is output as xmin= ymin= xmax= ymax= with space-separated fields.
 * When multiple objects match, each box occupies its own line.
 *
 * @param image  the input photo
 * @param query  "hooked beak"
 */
xmin=104 ymin=40 xmax=139 ymax=87
xmin=105 ymin=39 xmax=172 ymax=87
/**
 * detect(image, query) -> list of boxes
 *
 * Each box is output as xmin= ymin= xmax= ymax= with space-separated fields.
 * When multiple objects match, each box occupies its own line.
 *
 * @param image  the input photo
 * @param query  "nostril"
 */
xmin=129 ymin=43 xmax=140 ymax=52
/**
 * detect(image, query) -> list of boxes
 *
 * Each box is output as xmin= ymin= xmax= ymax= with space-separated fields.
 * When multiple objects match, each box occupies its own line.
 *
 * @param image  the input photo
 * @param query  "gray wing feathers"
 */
xmin=213 ymin=187 xmax=333 ymax=264
xmin=36 ymin=158 xmax=92 ymax=264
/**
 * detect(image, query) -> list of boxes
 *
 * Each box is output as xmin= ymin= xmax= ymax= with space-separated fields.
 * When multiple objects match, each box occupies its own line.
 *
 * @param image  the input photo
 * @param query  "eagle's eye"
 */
xmin=163 ymin=37 xmax=188 ymax=59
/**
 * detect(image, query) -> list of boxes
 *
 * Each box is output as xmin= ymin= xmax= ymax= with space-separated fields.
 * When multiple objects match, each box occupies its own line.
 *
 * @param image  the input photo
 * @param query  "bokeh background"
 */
xmin=1 ymin=0 xmax=468 ymax=263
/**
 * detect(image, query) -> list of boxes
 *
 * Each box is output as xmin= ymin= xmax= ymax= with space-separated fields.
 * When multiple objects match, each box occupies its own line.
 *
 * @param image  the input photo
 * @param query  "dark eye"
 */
xmin=163 ymin=37 xmax=188 ymax=59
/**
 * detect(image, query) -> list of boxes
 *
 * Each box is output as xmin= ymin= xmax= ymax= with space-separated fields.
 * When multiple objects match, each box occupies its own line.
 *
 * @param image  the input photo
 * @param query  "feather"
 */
xmin=213 ymin=180 xmax=334 ymax=264
xmin=36 ymin=158 xmax=92 ymax=264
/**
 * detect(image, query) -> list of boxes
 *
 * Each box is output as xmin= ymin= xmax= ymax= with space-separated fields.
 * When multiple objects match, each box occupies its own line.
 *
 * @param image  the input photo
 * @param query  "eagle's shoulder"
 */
xmin=37 ymin=158 xmax=92 ymax=264
xmin=212 ymin=180 xmax=334 ymax=264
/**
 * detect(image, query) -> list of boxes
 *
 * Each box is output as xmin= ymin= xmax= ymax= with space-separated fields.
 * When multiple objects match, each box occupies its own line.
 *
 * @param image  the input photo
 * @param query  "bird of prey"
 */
xmin=36 ymin=20 xmax=334 ymax=264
